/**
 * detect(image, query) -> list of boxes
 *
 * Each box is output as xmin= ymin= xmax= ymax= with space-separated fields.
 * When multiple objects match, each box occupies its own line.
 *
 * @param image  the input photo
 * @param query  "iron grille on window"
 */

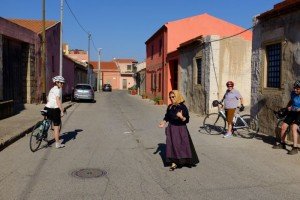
xmin=266 ymin=43 xmax=281 ymax=88
xmin=196 ymin=58 xmax=202 ymax=84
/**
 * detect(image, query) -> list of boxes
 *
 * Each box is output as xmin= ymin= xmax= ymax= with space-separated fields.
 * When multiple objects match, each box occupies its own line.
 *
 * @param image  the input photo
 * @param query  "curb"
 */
xmin=0 ymin=102 xmax=75 ymax=152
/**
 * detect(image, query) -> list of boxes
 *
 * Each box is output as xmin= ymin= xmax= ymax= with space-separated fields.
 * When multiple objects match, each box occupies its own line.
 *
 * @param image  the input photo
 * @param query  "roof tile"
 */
xmin=8 ymin=19 xmax=58 ymax=33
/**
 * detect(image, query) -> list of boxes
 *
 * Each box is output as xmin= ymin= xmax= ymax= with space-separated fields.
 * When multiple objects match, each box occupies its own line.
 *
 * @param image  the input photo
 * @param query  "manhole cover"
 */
xmin=71 ymin=168 xmax=107 ymax=179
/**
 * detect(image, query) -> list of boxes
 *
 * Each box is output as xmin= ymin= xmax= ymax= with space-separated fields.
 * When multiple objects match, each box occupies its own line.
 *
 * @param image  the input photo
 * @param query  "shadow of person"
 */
xmin=60 ymin=129 xmax=83 ymax=145
xmin=43 ymin=129 xmax=83 ymax=149
xmin=153 ymin=143 xmax=167 ymax=167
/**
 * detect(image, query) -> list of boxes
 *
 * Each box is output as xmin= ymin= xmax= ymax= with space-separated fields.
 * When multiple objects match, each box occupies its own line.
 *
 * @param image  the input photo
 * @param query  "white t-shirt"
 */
xmin=45 ymin=86 xmax=62 ymax=108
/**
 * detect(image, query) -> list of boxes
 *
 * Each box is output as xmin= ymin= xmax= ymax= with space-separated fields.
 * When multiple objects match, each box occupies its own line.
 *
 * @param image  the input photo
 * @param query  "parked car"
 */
xmin=72 ymin=83 xmax=94 ymax=102
xmin=102 ymin=84 xmax=112 ymax=92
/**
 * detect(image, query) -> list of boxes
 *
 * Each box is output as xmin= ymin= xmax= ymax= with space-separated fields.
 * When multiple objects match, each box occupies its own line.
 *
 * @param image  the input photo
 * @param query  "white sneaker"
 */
xmin=55 ymin=142 xmax=65 ymax=148
xmin=223 ymin=133 xmax=232 ymax=138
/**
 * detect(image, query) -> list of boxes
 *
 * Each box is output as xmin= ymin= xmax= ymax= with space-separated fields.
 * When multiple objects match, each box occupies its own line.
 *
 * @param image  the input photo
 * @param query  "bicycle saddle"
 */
xmin=40 ymin=110 xmax=48 ymax=116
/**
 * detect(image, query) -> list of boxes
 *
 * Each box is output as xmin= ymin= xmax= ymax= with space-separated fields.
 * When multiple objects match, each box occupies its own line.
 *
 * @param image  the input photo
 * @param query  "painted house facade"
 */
xmin=251 ymin=0 xmax=300 ymax=136
xmin=0 ymin=17 xmax=37 ymax=107
xmin=63 ymin=55 xmax=87 ymax=97
xmin=90 ymin=61 xmax=120 ymax=90
xmin=179 ymin=33 xmax=252 ymax=115
xmin=145 ymin=13 xmax=252 ymax=105
xmin=136 ymin=61 xmax=146 ymax=95
xmin=8 ymin=19 xmax=62 ymax=102
xmin=114 ymin=59 xmax=137 ymax=90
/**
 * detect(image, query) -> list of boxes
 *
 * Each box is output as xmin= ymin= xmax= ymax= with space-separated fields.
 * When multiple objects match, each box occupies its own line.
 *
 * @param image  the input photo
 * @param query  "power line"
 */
xmin=64 ymin=0 xmax=99 ymax=55
xmin=91 ymin=36 xmax=98 ymax=53
xmin=208 ymin=26 xmax=253 ymax=43
xmin=64 ymin=0 xmax=89 ymax=35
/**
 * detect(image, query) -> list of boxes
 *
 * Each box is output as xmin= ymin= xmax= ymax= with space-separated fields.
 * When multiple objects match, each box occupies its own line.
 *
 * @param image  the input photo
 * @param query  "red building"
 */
xmin=145 ymin=13 xmax=252 ymax=104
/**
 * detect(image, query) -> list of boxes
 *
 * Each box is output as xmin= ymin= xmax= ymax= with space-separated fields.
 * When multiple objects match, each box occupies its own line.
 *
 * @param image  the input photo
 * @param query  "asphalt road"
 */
xmin=1 ymin=90 xmax=300 ymax=200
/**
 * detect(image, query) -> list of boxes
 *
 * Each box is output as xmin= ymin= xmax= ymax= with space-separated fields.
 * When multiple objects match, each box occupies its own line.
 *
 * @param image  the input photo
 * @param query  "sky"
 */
xmin=0 ymin=0 xmax=281 ymax=62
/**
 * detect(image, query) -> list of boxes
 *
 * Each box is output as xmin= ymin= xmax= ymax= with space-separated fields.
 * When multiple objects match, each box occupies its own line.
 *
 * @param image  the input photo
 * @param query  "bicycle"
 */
xmin=274 ymin=108 xmax=300 ymax=138
xmin=29 ymin=109 xmax=64 ymax=152
xmin=202 ymin=101 xmax=259 ymax=138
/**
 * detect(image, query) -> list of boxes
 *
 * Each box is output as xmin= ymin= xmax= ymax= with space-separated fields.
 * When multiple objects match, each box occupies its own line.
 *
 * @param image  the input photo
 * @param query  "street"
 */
xmin=1 ymin=91 xmax=300 ymax=200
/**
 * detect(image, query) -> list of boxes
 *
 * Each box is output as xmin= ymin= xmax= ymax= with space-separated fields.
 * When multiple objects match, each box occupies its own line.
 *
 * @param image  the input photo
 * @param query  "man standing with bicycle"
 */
xmin=44 ymin=76 xmax=65 ymax=149
xmin=221 ymin=81 xmax=244 ymax=138
xmin=273 ymin=80 xmax=300 ymax=155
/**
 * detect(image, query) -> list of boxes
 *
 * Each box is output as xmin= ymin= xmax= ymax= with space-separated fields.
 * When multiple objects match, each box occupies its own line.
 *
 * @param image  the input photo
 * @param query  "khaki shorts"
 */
xmin=225 ymin=109 xmax=235 ymax=124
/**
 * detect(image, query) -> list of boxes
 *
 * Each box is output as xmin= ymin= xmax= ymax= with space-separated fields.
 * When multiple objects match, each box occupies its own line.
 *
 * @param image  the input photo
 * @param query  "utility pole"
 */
xmin=97 ymin=48 xmax=102 ymax=92
xmin=41 ymin=0 xmax=46 ymax=103
xmin=88 ymin=33 xmax=91 ymax=85
xmin=59 ymin=0 xmax=63 ymax=76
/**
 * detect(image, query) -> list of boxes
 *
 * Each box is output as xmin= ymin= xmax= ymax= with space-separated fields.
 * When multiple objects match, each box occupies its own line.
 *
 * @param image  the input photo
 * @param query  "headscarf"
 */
xmin=169 ymin=90 xmax=185 ymax=105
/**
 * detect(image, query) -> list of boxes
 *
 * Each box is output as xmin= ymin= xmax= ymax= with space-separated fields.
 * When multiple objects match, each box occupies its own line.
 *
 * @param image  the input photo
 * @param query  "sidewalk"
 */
xmin=0 ymin=102 xmax=74 ymax=151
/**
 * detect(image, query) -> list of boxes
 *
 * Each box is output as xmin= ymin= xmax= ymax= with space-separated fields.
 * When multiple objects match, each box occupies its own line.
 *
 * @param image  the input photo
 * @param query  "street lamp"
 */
xmin=97 ymin=48 xmax=102 ymax=92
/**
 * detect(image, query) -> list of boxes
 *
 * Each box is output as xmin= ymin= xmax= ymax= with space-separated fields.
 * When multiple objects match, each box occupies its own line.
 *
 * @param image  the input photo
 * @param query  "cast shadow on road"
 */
xmin=43 ymin=129 xmax=83 ymax=149
xmin=60 ymin=129 xmax=83 ymax=144
xmin=153 ymin=143 xmax=167 ymax=167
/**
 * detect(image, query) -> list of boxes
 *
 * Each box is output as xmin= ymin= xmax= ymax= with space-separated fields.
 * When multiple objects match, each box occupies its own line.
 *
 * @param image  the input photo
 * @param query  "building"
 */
xmin=113 ymin=58 xmax=138 ymax=90
xmin=64 ymin=44 xmax=95 ymax=87
xmin=7 ymin=19 xmax=61 ymax=101
xmin=136 ymin=61 xmax=146 ymax=95
xmin=251 ymin=0 xmax=300 ymax=136
xmin=145 ymin=13 xmax=252 ymax=105
xmin=63 ymin=55 xmax=87 ymax=97
xmin=179 ymin=33 xmax=252 ymax=115
xmin=90 ymin=61 xmax=120 ymax=90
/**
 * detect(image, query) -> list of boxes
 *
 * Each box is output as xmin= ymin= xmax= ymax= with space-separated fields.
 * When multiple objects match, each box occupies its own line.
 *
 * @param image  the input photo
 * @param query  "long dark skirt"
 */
xmin=165 ymin=124 xmax=199 ymax=166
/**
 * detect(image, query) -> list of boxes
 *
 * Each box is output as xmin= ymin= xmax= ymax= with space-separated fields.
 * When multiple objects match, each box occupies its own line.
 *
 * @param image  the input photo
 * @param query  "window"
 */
xmin=151 ymin=73 xmax=156 ymax=90
xmin=151 ymin=45 xmax=154 ymax=60
xmin=266 ymin=43 xmax=281 ymax=88
xmin=158 ymin=73 xmax=161 ymax=92
xmin=196 ymin=58 xmax=202 ymax=84
xmin=127 ymin=65 xmax=131 ymax=71
xmin=159 ymin=39 xmax=162 ymax=57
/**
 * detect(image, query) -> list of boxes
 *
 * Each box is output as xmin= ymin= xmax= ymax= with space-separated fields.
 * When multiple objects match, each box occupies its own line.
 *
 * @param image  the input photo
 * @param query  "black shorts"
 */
xmin=283 ymin=111 xmax=300 ymax=125
xmin=44 ymin=107 xmax=61 ymax=126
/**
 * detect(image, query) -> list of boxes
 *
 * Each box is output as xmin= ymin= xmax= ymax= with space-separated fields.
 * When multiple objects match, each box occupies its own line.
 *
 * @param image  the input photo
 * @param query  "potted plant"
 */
xmin=141 ymin=92 xmax=147 ymax=99
xmin=128 ymin=85 xmax=137 ymax=95
xmin=153 ymin=96 xmax=163 ymax=105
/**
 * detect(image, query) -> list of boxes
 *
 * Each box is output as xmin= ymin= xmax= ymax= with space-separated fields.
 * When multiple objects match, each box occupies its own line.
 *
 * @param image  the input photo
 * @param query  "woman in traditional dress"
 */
xmin=158 ymin=90 xmax=199 ymax=171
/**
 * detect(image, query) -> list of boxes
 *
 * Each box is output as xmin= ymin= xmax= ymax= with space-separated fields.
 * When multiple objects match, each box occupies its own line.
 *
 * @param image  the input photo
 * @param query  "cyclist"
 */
xmin=221 ymin=81 xmax=244 ymax=138
xmin=272 ymin=80 xmax=300 ymax=155
xmin=44 ymin=76 xmax=65 ymax=149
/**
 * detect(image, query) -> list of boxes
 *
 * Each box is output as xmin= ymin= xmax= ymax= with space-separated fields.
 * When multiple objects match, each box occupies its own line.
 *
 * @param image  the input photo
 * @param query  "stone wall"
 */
xmin=251 ymin=10 xmax=300 ymax=136
xmin=179 ymin=35 xmax=252 ymax=115
xmin=179 ymin=40 xmax=207 ymax=115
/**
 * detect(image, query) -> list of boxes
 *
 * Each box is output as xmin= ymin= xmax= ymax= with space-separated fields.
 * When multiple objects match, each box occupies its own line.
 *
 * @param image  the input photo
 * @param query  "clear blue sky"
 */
xmin=1 ymin=0 xmax=281 ymax=62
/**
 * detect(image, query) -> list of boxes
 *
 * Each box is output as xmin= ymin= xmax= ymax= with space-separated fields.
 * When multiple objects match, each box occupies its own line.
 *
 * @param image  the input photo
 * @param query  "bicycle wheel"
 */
xmin=30 ymin=121 xmax=44 ymax=152
xmin=236 ymin=115 xmax=259 ymax=139
xmin=203 ymin=113 xmax=226 ymax=135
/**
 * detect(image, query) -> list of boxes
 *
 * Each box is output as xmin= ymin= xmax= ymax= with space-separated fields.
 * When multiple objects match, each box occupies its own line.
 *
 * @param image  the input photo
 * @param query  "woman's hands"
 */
xmin=158 ymin=120 xmax=166 ymax=128
xmin=176 ymin=110 xmax=186 ymax=121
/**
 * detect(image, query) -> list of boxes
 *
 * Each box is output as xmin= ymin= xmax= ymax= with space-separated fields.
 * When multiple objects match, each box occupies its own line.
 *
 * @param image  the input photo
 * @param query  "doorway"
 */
xmin=122 ymin=79 xmax=127 ymax=89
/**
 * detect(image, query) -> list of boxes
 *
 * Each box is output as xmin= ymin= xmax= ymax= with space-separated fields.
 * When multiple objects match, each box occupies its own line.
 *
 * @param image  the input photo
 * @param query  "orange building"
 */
xmin=145 ymin=13 xmax=252 ymax=104
xmin=90 ymin=61 xmax=120 ymax=90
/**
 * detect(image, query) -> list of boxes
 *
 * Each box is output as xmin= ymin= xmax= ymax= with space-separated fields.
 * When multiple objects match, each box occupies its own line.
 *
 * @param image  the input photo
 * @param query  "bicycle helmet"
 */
xmin=226 ymin=81 xmax=234 ymax=87
xmin=212 ymin=100 xmax=220 ymax=107
xmin=294 ymin=80 xmax=300 ymax=88
xmin=52 ymin=75 xmax=65 ymax=83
